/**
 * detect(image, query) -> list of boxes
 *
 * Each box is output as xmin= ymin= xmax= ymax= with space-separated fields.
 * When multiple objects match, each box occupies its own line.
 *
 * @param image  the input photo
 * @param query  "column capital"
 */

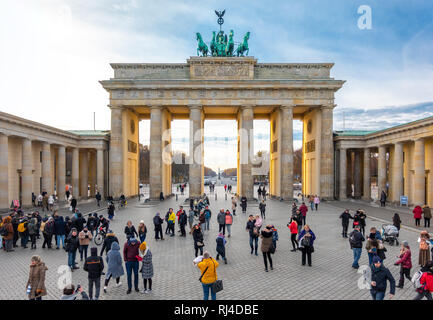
xmin=149 ymin=104 xmax=163 ymax=110
xmin=188 ymin=104 xmax=202 ymax=111
xmin=280 ymin=103 xmax=295 ymax=110
xmin=322 ymin=103 xmax=336 ymax=109
xmin=240 ymin=104 xmax=254 ymax=110
xmin=108 ymin=104 xmax=124 ymax=110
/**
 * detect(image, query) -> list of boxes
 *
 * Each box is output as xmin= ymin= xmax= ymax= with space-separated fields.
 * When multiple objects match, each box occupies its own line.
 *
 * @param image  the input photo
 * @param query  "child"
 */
xmin=270 ymin=225 xmax=279 ymax=250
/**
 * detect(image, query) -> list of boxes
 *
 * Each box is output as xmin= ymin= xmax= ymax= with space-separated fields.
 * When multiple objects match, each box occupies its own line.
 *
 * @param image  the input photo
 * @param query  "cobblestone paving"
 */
xmin=0 ymin=186 xmax=425 ymax=300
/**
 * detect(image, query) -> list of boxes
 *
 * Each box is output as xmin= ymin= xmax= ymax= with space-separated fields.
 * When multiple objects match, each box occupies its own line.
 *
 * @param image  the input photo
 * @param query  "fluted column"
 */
xmin=377 ymin=145 xmax=387 ymax=200
xmin=57 ymin=146 xmax=66 ymax=201
xmin=72 ymin=148 xmax=79 ymax=197
xmin=97 ymin=148 xmax=104 ymax=198
xmin=392 ymin=142 xmax=403 ymax=203
xmin=339 ymin=148 xmax=347 ymax=200
xmin=0 ymin=133 xmax=9 ymax=208
xmin=22 ymin=138 xmax=33 ymax=206
xmin=189 ymin=105 xmax=204 ymax=199
xmin=354 ymin=150 xmax=362 ymax=198
xmin=280 ymin=105 xmax=294 ymax=201
xmin=109 ymin=106 xmax=123 ymax=198
xmin=240 ymin=105 xmax=254 ymax=199
xmin=42 ymin=142 xmax=52 ymax=194
xmin=362 ymin=148 xmax=371 ymax=201
xmin=414 ymin=138 xmax=425 ymax=205
xmin=80 ymin=150 xmax=89 ymax=198
xmin=150 ymin=106 xmax=163 ymax=200
xmin=320 ymin=106 xmax=334 ymax=199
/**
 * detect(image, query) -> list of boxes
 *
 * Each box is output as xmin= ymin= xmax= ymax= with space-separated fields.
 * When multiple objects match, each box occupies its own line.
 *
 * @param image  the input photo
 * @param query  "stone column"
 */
xmin=57 ymin=146 xmax=66 ymax=201
xmin=320 ymin=106 xmax=334 ymax=199
xmin=150 ymin=106 xmax=163 ymax=200
xmin=97 ymin=148 xmax=104 ymax=198
xmin=80 ymin=150 xmax=89 ymax=198
xmin=280 ymin=105 xmax=294 ymax=201
xmin=392 ymin=142 xmax=403 ymax=203
xmin=42 ymin=142 xmax=52 ymax=194
xmin=362 ymin=148 xmax=371 ymax=201
xmin=109 ymin=106 xmax=123 ymax=198
xmin=72 ymin=148 xmax=79 ymax=198
xmin=189 ymin=105 xmax=204 ymax=199
xmin=339 ymin=148 xmax=347 ymax=200
xmin=354 ymin=150 xmax=362 ymax=198
xmin=377 ymin=145 xmax=387 ymax=200
xmin=0 ymin=133 xmax=8 ymax=208
xmin=240 ymin=105 xmax=254 ymax=199
xmin=22 ymin=138 xmax=33 ymax=206
xmin=414 ymin=138 xmax=425 ymax=205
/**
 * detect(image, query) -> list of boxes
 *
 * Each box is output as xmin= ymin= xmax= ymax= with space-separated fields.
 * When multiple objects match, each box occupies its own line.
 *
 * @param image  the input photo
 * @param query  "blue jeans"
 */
xmin=21 ymin=235 xmax=28 ymax=247
xmin=139 ymin=235 xmax=146 ymax=243
xmin=202 ymin=283 xmax=216 ymax=300
xmin=370 ymin=290 xmax=385 ymax=300
xmin=205 ymin=219 xmax=210 ymax=231
xmin=68 ymin=250 xmax=77 ymax=268
xmin=57 ymin=235 xmax=65 ymax=249
xmin=352 ymin=248 xmax=362 ymax=267
xmin=368 ymin=252 xmax=374 ymax=266
xmin=125 ymin=261 xmax=139 ymax=290
xmin=249 ymin=236 xmax=258 ymax=254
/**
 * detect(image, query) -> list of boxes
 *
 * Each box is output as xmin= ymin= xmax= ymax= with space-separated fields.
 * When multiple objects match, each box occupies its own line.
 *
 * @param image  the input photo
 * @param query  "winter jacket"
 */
xmin=123 ymin=239 xmax=140 ymax=262
xmin=260 ymin=230 xmax=273 ymax=253
xmin=298 ymin=229 xmax=316 ymax=247
xmin=204 ymin=209 xmax=212 ymax=220
xmin=197 ymin=258 xmax=219 ymax=284
xmin=340 ymin=212 xmax=353 ymax=225
xmin=288 ymin=221 xmax=298 ymax=234
xmin=370 ymin=264 xmax=396 ymax=294
xmin=259 ymin=202 xmax=266 ymax=212
xmin=179 ymin=213 xmax=187 ymax=226
xmin=225 ymin=213 xmax=233 ymax=225
xmin=246 ymin=220 xmax=258 ymax=238
xmin=199 ymin=212 xmax=206 ymax=224
xmin=140 ymin=249 xmax=153 ymax=279
xmin=153 ymin=216 xmax=163 ymax=230
xmin=193 ymin=229 xmax=204 ymax=249
xmin=168 ymin=212 xmax=176 ymax=224
xmin=124 ymin=225 xmax=138 ymax=238
xmin=420 ymin=272 xmax=433 ymax=292
xmin=106 ymin=242 xmax=124 ymax=278
xmin=299 ymin=204 xmax=308 ymax=216
xmin=395 ymin=248 xmax=412 ymax=269
xmin=26 ymin=262 xmax=48 ymax=299
xmin=423 ymin=207 xmax=432 ymax=219
xmin=413 ymin=206 xmax=423 ymax=219
xmin=349 ymin=230 xmax=365 ymax=248
xmin=65 ymin=234 xmax=80 ymax=252
xmin=28 ymin=218 xmax=39 ymax=236
xmin=78 ymin=230 xmax=93 ymax=246
xmin=54 ymin=216 xmax=66 ymax=235
xmin=217 ymin=212 xmax=226 ymax=225
xmin=83 ymin=253 xmax=104 ymax=279
xmin=216 ymin=236 xmax=226 ymax=256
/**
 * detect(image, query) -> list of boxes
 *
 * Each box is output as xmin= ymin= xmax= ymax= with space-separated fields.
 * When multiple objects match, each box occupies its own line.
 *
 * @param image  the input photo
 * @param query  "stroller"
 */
xmin=381 ymin=224 xmax=399 ymax=246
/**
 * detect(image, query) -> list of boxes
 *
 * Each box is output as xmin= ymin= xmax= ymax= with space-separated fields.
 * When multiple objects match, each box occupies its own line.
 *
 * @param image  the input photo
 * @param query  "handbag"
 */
xmin=269 ymin=243 xmax=276 ymax=254
xmin=196 ymin=241 xmax=204 ymax=247
xmin=211 ymin=260 xmax=223 ymax=293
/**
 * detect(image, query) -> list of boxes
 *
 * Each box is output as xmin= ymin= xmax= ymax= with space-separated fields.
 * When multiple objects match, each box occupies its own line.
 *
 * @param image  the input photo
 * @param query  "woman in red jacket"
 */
xmin=414 ymin=261 xmax=433 ymax=300
xmin=394 ymin=241 xmax=412 ymax=289
xmin=413 ymin=206 xmax=423 ymax=226
xmin=287 ymin=216 xmax=299 ymax=252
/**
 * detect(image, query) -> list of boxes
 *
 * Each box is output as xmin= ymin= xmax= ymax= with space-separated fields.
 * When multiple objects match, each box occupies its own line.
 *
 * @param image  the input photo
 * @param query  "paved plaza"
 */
xmin=0 ymin=186 xmax=426 ymax=300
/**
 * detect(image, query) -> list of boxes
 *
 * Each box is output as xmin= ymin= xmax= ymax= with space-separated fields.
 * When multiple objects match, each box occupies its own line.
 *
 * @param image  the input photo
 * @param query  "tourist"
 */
xmin=246 ymin=215 xmax=259 ymax=256
xmin=42 ymin=194 xmax=48 ymax=212
xmin=42 ymin=217 xmax=54 ymax=249
xmin=365 ymin=229 xmax=386 ymax=266
xmin=153 ymin=213 xmax=164 ymax=241
xmin=48 ymin=194 xmax=54 ymax=211
xmin=418 ymin=230 xmax=431 ymax=267
xmin=97 ymin=215 xmax=110 ymax=234
xmin=71 ymin=196 xmax=77 ymax=212
xmin=124 ymin=220 xmax=138 ymax=240
xmin=299 ymin=202 xmax=308 ymax=226
xmin=26 ymin=255 xmax=48 ymax=300
xmin=195 ymin=251 xmax=219 ymax=300
xmin=104 ymin=242 xmax=124 ymax=293
xmin=139 ymin=241 xmax=154 ymax=294
xmin=260 ymin=225 xmax=274 ymax=272
xmin=380 ymin=190 xmax=387 ymax=207
xmin=291 ymin=202 xmax=298 ymax=216
xmin=107 ymin=201 xmax=115 ymax=220
xmin=308 ymin=195 xmax=314 ymax=211
xmin=353 ymin=209 xmax=367 ymax=236
xmin=394 ymin=241 xmax=412 ymax=289
xmin=18 ymin=216 xmax=29 ymax=249
xmin=204 ymin=206 xmax=212 ymax=231
xmin=413 ymin=261 xmax=433 ymax=300
xmin=28 ymin=214 xmax=39 ymax=250
xmin=240 ymin=196 xmax=247 ymax=213
xmin=262 ymin=186 xmax=267 ymax=200
xmin=224 ymin=184 xmax=227 ymax=193
xmin=288 ymin=216 xmax=299 ymax=251
xmin=37 ymin=194 xmax=43 ymax=207
xmin=217 ymin=209 xmax=226 ymax=235
xmin=179 ymin=210 xmax=187 ymax=237
xmin=423 ymin=205 xmax=431 ymax=228
xmin=216 ymin=233 xmax=227 ymax=264
xmin=298 ymin=225 xmax=316 ymax=267
xmin=53 ymin=215 xmax=66 ymax=250
xmin=100 ymin=229 xmax=119 ymax=256
xmin=339 ymin=209 xmax=353 ymax=238
xmin=193 ymin=224 xmax=205 ymax=257
xmin=188 ymin=208 xmax=195 ymax=231
xmin=11 ymin=213 xmax=19 ymax=247
xmin=392 ymin=213 xmax=402 ymax=231
xmin=72 ymin=212 xmax=86 ymax=233
xmin=83 ymin=247 xmax=104 ymax=300
xmin=123 ymin=237 xmax=140 ymax=294
xmin=257 ymin=186 xmax=262 ymax=200
xmin=259 ymin=200 xmax=266 ymax=219
xmin=225 ymin=210 xmax=233 ymax=238
xmin=86 ymin=213 xmax=98 ymax=236
xmin=349 ymin=225 xmax=364 ymax=269
xmin=78 ymin=226 xmax=93 ymax=261
xmin=61 ymin=284 xmax=90 ymax=300
xmin=270 ymin=225 xmax=279 ymax=250
xmin=370 ymin=256 xmax=395 ymax=300
xmin=413 ymin=205 xmax=423 ymax=226
xmin=65 ymin=228 xmax=80 ymax=271
xmin=168 ymin=209 xmax=176 ymax=237
xmin=313 ymin=195 xmax=320 ymax=211
xmin=138 ymin=221 xmax=147 ymax=243
xmin=64 ymin=216 xmax=72 ymax=238
xmin=254 ymin=214 xmax=263 ymax=231
xmin=198 ymin=210 xmax=206 ymax=229
xmin=176 ymin=206 xmax=185 ymax=233
xmin=231 ymin=196 xmax=237 ymax=216
xmin=95 ymin=191 xmax=102 ymax=207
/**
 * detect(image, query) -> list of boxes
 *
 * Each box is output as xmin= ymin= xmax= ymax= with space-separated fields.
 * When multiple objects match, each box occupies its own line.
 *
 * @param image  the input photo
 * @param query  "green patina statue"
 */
xmin=195 ymin=10 xmax=250 ymax=57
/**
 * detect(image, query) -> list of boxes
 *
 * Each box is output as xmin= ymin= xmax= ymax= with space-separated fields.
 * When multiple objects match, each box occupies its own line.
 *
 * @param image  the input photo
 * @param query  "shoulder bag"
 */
xmin=211 ymin=259 xmax=223 ymax=293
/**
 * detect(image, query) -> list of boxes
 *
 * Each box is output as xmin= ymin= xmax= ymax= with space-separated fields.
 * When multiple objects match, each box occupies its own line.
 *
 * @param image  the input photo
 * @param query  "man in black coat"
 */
xmin=349 ymin=225 xmax=365 ymax=269
xmin=370 ymin=256 xmax=395 ymax=300
xmin=339 ymin=209 xmax=353 ymax=238
xmin=83 ymin=247 xmax=104 ymax=300
xmin=100 ymin=230 xmax=119 ymax=256
xmin=179 ymin=211 xmax=187 ymax=237
xmin=153 ymin=213 xmax=164 ymax=240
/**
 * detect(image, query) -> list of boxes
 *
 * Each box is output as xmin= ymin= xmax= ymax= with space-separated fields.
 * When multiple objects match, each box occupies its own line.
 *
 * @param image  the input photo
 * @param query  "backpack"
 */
xmin=0 ymin=225 xmax=8 ymax=237
xmin=28 ymin=219 xmax=37 ymax=234
xmin=40 ymin=221 xmax=46 ymax=232
xmin=411 ymin=270 xmax=424 ymax=289
xmin=17 ymin=222 xmax=26 ymax=233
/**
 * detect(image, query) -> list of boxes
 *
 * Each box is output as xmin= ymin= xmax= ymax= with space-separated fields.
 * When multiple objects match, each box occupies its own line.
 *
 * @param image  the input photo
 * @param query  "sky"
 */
xmin=1 ymin=0 xmax=433 ymax=170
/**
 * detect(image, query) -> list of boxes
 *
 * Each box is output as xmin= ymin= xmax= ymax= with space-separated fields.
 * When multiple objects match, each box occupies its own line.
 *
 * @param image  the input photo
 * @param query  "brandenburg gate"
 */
xmin=100 ymin=57 xmax=345 ymax=201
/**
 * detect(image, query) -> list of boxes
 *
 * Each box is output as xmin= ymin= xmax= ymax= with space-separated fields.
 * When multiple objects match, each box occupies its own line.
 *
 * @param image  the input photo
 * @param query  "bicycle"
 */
xmin=94 ymin=227 xmax=107 ymax=246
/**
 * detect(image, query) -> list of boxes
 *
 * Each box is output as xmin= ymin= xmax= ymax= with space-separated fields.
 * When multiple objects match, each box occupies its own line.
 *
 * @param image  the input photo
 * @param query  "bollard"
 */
xmin=176 ymin=194 xmax=178 ymax=201
xmin=215 ymin=193 xmax=217 ymax=201
xmin=225 ymin=193 xmax=227 ymax=201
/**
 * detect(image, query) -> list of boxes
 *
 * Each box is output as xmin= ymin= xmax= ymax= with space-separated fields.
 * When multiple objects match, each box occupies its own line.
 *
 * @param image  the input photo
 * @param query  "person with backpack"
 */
xmin=225 ymin=210 xmax=233 ymax=238
xmin=216 ymin=233 xmax=227 ymax=264
xmin=260 ymin=225 xmax=274 ymax=272
xmin=65 ymin=228 xmax=80 ymax=271
xmin=100 ymin=230 xmax=119 ymax=256
xmin=339 ymin=209 xmax=353 ymax=238
xmin=217 ymin=209 xmax=226 ymax=235
xmin=188 ymin=208 xmax=195 ymax=231
xmin=18 ymin=217 xmax=29 ymax=249
xmin=42 ymin=217 xmax=54 ymax=249
xmin=246 ymin=215 xmax=259 ymax=256
xmin=123 ymin=237 xmax=140 ymax=294
xmin=298 ymin=224 xmax=316 ymax=267
xmin=86 ymin=213 xmax=98 ymax=236
xmin=193 ymin=224 xmax=205 ymax=257
xmin=153 ymin=213 xmax=164 ymax=241
xmin=413 ymin=261 xmax=433 ymax=300
xmin=349 ymin=225 xmax=365 ymax=269
xmin=259 ymin=200 xmax=266 ymax=219
xmin=288 ymin=216 xmax=299 ymax=252
xmin=195 ymin=251 xmax=219 ymax=300
xmin=139 ymin=241 xmax=153 ymax=294
xmin=370 ymin=256 xmax=395 ymax=300
xmin=83 ymin=247 xmax=104 ymax=300
xmin=28 ymin=215 xmax=39 ymax=250
xmin=204 ymin=206 xmax=212 ymax=231
xmin=104 ymin=241 xmax=124 ymax=293
xmin=1 ymin=216 xmax=14 ymax=252
xmin=394 ymin=240 xmax=412 ymax=289
xmin=78 ymin=226 xmax=93 ymax=261
xmin=54 ymin=215 xmax=66 ymax=250
xmin=26 ymin=255 xmax=48 ymax=300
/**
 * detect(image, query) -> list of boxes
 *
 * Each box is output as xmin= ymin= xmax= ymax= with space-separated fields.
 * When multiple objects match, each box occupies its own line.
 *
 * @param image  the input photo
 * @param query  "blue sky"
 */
xmin=1 ymin=0 xmax=432 ymax=169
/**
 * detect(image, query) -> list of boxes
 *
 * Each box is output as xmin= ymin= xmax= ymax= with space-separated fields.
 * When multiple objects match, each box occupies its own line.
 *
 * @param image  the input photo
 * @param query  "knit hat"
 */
xmin=402 ymin=240 xmax=409 ymax=247
xmin=372 ymin=256 xmax=382 ymax=264
xmin=139 ymin=241 xmax=147 ymax=251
